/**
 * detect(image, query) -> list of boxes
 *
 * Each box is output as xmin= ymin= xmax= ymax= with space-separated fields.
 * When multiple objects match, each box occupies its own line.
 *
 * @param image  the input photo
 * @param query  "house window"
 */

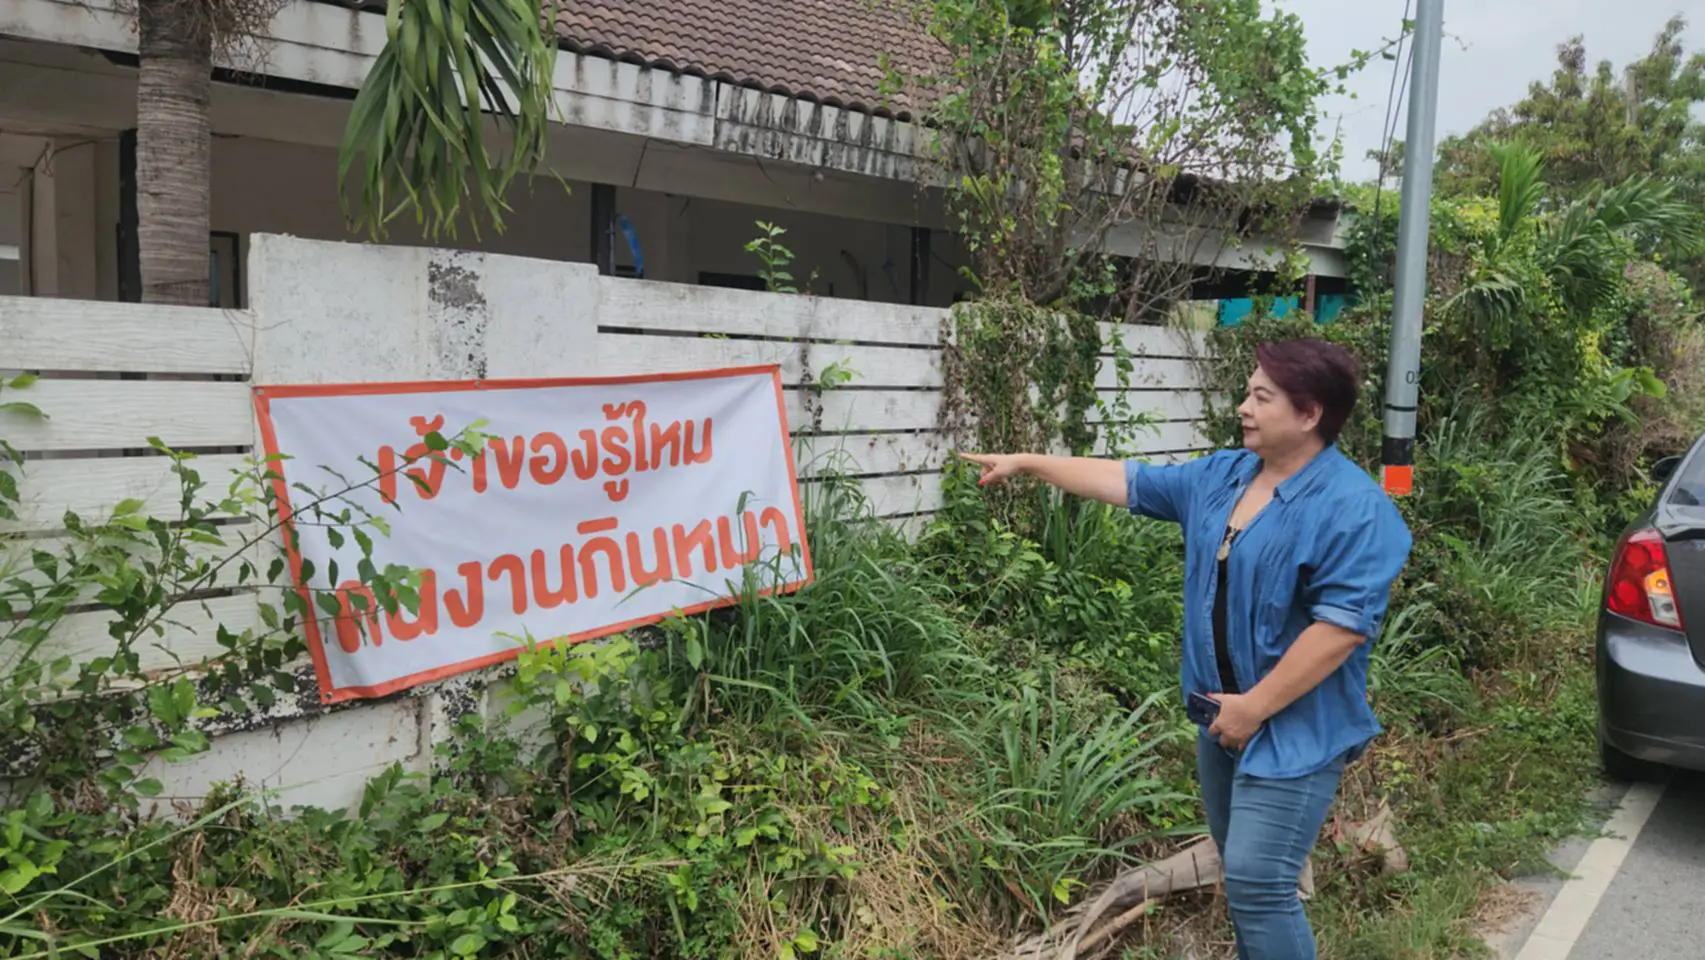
xmin=210 ymin=231 xmax=242 ymax=308
xmin=698 ymin=272 xmax=766 ymax=292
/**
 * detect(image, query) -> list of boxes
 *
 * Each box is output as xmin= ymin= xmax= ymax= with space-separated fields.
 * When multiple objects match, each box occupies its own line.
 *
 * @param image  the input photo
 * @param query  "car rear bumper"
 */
xmin=1597 ymin=612 xmax=1705 ymax=771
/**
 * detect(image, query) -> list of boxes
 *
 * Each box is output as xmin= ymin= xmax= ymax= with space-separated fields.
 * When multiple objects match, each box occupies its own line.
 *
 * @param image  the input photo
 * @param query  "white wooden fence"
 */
xmin=0 ymin=234 xmax=1213 ymax=810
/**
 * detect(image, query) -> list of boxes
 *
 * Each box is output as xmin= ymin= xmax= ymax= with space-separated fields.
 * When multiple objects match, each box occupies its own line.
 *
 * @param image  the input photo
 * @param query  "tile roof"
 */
xmin=553 ymin=0 xmax=940 ymax=118
xmin=312 ymin=0 xmax=940 ymax=119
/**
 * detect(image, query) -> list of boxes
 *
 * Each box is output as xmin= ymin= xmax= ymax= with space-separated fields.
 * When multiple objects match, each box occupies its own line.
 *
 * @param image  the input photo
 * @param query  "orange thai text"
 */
xmin=376 ymin=401 xmax=714 ymax=505
xmin=324 ymin=506 xmax=796 ymax=652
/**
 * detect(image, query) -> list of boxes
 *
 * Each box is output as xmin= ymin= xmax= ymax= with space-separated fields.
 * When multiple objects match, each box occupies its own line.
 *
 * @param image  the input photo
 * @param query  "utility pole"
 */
xmin=1380 ymin=0 xmax=1444 ymax=498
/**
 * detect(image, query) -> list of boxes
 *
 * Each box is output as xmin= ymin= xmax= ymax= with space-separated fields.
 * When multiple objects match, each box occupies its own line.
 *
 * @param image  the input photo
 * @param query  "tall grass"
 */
xmin=1404 ymin=402 xmax=1603 ymax=667
xmin=643 ymin=469 xmax=1197 ymax=934
xmin=676 ymin=475 xmax=982 ymax=733
xmin=927 ymin=682 xmax=1187 ymax=924
xmin=1367 ymin=587 xmax=1475 ymax=730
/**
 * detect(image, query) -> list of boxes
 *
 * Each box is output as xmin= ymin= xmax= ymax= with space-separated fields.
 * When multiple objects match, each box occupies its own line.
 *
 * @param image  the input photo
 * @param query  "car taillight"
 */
xmin=1607 ymin=528 xmax=1684 ymax=631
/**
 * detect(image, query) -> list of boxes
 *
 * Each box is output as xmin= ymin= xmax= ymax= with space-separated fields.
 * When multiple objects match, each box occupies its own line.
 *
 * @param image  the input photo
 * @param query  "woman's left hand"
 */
xmin=1208 ymin=693 xmax=1267 ymax=750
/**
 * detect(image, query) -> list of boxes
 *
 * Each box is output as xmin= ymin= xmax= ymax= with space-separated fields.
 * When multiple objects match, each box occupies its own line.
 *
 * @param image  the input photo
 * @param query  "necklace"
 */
xmin=1216 ymin=521 xmax=1243 ymax=563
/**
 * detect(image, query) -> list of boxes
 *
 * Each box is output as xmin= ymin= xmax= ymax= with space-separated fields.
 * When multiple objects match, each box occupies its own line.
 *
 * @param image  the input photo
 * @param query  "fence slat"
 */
xmin=5 ymin=523 xmax=264 ymax=604
xmin=1094 ymin=356 xmax=1200 ymax=390
xmin=597 ymin=334 xmax=940 ymax=388
xmin=783 ymin=389 xmax=940 ymax=433
xmin=38 ymin=592 xmax=264 ymax=675
xmin=2 ymin=454 xmax=253 ymax=534
xmin=798 ymin=433 xmax=944 ymax=477
xmin=797 ymin=421 xmax=1210 ymax=479
xmin=847 ymin=473 xmax=945 ymax=518
xmin=595 ymin=334 xmax=1201 ymax=392
xmin=598 ymin=279 xmax=945 ymax=346
xmin=1095 ymin=389 xmax=1206 ymax=421
xmin=1096 ymin=322 xmax=1209 ymax=358
xmin=2 ymin=380 xmax=253 ymax=452
xmin=1 ymin=297 xmax=255 ymax=374
xmin=1094 ymin=420 xmax=1214 ymax=456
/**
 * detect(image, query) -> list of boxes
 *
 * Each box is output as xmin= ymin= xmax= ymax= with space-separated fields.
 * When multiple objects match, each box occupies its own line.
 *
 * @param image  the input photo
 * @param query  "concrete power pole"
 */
xmin=1380 ymin=0 xmax=1445 ymax=498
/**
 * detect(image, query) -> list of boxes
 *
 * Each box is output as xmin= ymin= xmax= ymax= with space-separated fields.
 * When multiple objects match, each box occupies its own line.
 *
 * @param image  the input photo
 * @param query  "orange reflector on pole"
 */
xmin=1381 ymin=464 xmax=1414 ymax=498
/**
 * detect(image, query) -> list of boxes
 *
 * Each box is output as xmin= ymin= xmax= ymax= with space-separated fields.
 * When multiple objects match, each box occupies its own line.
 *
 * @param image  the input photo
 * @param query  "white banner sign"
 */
xmin=254 ymin=367 xmax=812 ymax=703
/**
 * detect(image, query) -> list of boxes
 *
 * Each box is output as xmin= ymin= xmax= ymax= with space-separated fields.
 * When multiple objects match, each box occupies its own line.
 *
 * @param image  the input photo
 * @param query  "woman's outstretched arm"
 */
xmin=956 ymin=453 xmax=1126 ymax=507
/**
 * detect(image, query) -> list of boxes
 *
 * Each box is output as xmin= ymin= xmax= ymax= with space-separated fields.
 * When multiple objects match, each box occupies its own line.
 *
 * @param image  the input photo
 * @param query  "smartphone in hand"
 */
xmin=1186 ymin=692 xmax=1221 ymax=727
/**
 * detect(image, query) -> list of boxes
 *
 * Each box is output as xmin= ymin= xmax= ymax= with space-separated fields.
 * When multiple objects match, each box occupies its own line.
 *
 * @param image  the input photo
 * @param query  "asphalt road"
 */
xmin=1499 ymin=771 xmax=1705 ymax=959
xmin=1564 ymin=771 xmax=1705 ymax=959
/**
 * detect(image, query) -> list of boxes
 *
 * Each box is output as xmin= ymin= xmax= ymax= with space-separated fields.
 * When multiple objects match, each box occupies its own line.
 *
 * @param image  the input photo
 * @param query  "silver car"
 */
xmin=1597 ymin=434 xmax=1705 ymax=779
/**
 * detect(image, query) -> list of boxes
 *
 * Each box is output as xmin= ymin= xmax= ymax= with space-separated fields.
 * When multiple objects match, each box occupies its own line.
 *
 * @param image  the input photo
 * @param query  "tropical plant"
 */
xmin=1433 ymin=16 xmax=1705 ymax=292
xmin=1447 ymin=140 xmax=1703 ymax=322
xmin=1437 ymin=141 xmax=1699 ymax=440
xmin=1438 ymin=140 xmax=1547 ymax=337
xmin=116 ymin=0 xmax=559 ymax=304
xmin=123 ymin=0 xmax=286 ymax=304
xmin=1546 ymin=174 xmax=1705 ymax=314
xmin=337 ymin=0 xmax=561 ymax=242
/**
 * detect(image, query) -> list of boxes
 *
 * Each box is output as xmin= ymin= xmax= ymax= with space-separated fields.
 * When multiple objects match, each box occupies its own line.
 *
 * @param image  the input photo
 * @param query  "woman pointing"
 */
xmin=960 ymin=337 xmax=1411 ymax=960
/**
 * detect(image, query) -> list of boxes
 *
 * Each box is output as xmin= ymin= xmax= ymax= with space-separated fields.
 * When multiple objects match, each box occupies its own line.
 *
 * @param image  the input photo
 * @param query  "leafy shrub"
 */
xmin=919 ymin=464 xmax=1183 ymax=703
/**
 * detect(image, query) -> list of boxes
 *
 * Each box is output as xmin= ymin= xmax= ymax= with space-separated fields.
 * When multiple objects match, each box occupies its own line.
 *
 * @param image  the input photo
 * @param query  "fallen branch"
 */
xmin=1077 ymin=899 xmax=1154 ymax=956
xmin=998 ymin=805 xmax=1408 ymax=960
xmin=1002 ymin=836 xmax=1220 ymax=960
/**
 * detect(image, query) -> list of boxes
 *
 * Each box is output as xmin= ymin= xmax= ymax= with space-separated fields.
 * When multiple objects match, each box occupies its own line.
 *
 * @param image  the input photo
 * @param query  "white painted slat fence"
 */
xmin=0 ymin=454 xmax=251 ymax=534
xmin=0 ymin=298 xmax=256 ymax=374
xmin=0 ymin=235 xmax=1222 ymax=815
xmin=598 ymin=281 xmax=945 ymax=347
xmin=595 ymin=332 xmax=944 ymax=387
xmin=5 ymin=380 xmax=255 ymax=452
xmin=0 ymin=335 xmax=1212 ymax=537
xmin=1 ymin=235 xmax=1220 ymax=684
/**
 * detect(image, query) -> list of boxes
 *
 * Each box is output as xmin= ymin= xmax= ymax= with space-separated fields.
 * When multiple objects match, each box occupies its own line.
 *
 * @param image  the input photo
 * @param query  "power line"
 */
xmin=1371 ymin=0 xmax=1415 ymax=258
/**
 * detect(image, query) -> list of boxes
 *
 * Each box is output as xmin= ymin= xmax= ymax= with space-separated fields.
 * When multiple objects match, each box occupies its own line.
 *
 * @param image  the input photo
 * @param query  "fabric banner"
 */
xmin=253 ymin=366 xmax=812 ymax=703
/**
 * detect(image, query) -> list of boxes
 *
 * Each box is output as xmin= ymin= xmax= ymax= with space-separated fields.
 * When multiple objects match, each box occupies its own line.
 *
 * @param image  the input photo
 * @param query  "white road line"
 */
xmin=1512 ymin=779 xmax=1669 ymax=960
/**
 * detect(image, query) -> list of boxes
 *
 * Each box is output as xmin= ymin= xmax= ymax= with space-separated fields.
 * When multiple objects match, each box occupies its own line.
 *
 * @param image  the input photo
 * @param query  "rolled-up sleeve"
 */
xmin=1123 ymin=454 xmax=1215 ymax=525
xmin=1304 ymin=493 xmax=1413 ymax=640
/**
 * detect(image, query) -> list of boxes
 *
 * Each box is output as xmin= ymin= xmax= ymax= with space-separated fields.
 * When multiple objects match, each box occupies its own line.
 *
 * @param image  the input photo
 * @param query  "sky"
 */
xmin=1270 ymin=0 xmax=1705 ymax=182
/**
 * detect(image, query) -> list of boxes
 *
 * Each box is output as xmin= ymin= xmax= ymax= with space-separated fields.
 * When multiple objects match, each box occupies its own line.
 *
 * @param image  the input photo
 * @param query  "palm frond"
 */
xmin=338 ymin=0 xmax=561 ymax=240
xmin=1585 ymin=175 xmax=1705 ymax=256
xmin=1546 ymin=175 xmax=1705 ymax=315
xmin=1444 ymin=268 xmax=1527 ymax=328
xmin=1488 ymin=140 xmax=1546 ymax=250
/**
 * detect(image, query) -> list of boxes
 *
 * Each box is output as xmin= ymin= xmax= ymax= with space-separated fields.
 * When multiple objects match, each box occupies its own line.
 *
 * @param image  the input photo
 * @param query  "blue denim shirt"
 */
xmin=1125 ymin=446 xmax=1413 ymax=779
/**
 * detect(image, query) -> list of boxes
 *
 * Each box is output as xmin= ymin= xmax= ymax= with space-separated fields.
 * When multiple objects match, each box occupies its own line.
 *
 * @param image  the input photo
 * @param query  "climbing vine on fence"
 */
xmin=936 ymin=298 xmax=1102 ymax=530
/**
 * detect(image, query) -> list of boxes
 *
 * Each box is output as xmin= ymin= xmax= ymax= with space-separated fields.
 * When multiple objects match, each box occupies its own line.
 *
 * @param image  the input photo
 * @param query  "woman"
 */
xmin=961 ymin=337 xmax=1411 ymax=960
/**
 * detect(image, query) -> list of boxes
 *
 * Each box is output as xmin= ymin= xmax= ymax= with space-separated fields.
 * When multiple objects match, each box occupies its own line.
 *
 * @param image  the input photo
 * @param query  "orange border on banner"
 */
xmin=252 ymin=365 xmax=814 ymax=704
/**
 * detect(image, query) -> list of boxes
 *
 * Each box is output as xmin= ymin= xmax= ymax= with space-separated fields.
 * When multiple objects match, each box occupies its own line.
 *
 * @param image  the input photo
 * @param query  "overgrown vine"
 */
xmin=885 ymin=0 xmax=1372 ymax=533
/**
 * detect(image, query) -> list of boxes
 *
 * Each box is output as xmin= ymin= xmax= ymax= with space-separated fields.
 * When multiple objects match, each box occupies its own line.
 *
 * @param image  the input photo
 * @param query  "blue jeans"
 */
xmin=1197 ymin=733 xmax=1348 ymax=960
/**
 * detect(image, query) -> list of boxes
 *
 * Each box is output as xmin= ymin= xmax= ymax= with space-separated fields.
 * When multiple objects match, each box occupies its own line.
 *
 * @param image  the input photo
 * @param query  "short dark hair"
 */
xmin=1254 ymin=338 xmax=1361 ymax=445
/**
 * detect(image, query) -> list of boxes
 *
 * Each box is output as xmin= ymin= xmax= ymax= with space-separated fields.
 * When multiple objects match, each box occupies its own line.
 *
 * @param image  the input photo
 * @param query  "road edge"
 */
xmin=1497 ymin=778 xmax=1669 ymax=960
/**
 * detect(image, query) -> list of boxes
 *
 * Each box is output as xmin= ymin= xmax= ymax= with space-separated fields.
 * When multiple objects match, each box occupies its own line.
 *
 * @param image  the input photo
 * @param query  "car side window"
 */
xmin=1665 ymin=444 xmax=1705 ymax=508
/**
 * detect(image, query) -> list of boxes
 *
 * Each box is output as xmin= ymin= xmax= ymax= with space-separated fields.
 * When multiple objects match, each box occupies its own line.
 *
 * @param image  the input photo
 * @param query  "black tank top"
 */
xmin=1213 ymin=523 xmax=1241 ymax=694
